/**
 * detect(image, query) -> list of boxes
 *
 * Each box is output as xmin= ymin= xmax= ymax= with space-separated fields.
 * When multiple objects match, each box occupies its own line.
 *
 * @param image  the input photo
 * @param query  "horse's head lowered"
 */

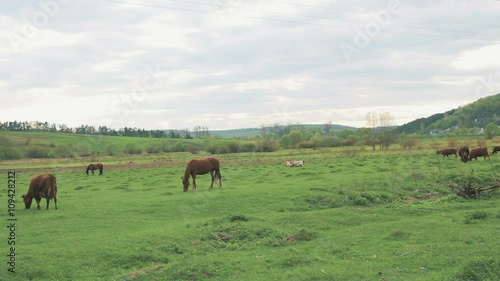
xmin=181 ymin=177 xmax=189 ymax=192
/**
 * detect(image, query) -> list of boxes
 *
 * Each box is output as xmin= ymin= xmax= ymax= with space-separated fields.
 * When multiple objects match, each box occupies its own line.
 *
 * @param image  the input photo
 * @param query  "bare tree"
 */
xmin=365 ymin=112 xmax=378 ymax=150
xmin=378 ymin=112 xmax=397 ymax=150
xmin=323 ymin=121 xmax=333 ymax=135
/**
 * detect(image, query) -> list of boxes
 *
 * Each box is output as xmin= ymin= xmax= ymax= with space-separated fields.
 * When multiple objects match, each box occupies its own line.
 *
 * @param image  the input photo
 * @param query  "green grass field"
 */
xmin=1 ymin=147 xmax=499 ymax=281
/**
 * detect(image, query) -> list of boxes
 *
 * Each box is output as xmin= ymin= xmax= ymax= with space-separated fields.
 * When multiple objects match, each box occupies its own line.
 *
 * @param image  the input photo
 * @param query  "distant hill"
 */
xmin=210 ymin=124 xmax=357 ymax=138
xmin=396 ymin=93 xmax=500 ymax=134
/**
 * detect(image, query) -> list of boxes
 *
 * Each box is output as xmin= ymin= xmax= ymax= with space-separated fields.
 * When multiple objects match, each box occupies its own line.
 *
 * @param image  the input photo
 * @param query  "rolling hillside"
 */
xmin=396 ymin=93 xmax=500 ymax=134
xmin=210 ymin=124 xmax=357 ymax=138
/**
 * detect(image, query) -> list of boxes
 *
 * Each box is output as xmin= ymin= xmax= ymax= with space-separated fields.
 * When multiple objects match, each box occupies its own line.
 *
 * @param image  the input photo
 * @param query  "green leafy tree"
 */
xmin=399 ymin=134 xmax=419 ymax=150
xmin=484 ymin=122 xmax=499 ymax=139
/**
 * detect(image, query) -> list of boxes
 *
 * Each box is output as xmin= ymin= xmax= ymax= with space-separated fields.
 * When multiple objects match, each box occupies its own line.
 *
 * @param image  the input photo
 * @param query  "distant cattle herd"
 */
xmin=20 ymin=144 xmax=499 ymax=210
xmin=437 ymin=146 xmax=499 ymax=163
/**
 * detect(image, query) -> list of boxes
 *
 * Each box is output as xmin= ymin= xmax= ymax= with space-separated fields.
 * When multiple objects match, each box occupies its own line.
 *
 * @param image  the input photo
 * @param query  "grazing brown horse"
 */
xmin=86 ymin=163 xmax=103 ymax=175
xmin=181 ymin=157 xmax=222 ymax=192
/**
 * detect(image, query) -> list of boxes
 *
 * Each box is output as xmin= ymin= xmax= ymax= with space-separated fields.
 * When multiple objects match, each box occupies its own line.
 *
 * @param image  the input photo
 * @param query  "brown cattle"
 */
xmin=458 ymin=146 xmax=470 ymax=163
xmin=21 ymin=174 xmax=58 ymax=210
xmin=181 ymin=157 xmax=222 ymax=192
xmin=468 ymin=146 xmax=490 ymax=161
xmin=492 ymin=146 xmax=500 ymax=155
xmin=436 ymin=148 xmax=457 ymax=158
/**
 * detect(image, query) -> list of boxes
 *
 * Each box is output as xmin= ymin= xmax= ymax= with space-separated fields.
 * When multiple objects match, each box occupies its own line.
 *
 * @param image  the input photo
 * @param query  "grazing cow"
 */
xmin=458 ymin=146 xmax=470 ymax=163
xmin=21 ymin=174 xmax=58 ymax=210
xmin=492 ymin=146 xmax=500 ymax=155
xmin=468 ymin=146 xmax=490 ymax=161
xmin=436 ymin=148 xmax=457 ymax=159
xmin=182 ymin=157 xmax=222 ymax=192
xmin=293 ymin=160 xmax=305 ymax=167
xmin=86 ymin=163 xmax=103 ymax=175
xmin=285 ymin=160 xmax=305 ymax=167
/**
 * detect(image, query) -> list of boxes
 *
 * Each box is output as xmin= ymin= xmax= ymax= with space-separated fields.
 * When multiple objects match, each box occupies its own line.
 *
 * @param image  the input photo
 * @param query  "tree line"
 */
xmin=11 ymin=111 xmax=478 ymax=161
xmin=0 ymin=120 xmax=202 ymax=139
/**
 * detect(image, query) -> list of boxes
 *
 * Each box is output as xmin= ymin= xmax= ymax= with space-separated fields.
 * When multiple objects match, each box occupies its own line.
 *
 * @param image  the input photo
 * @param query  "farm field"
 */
xmin=1 ymin=148 xmax=499 ymax=281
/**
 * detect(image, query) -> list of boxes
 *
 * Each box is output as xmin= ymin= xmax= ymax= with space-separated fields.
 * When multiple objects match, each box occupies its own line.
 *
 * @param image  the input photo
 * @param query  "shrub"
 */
xmin=146 ymin=143 xmax=161 ymax=154
xmin=172 ymin=141 xmax=187 ymax=152
xmin=318 ymin=136 xmax=342 ymax=147
xmin=206 ymin=141 xmax=256 ymax=154
xmin=49 ymin=144 xmax=75 ymax=158
xmin=0 ymin=136 xmax=23 ymax=160
xmin=256 ymin=139 xmax=279 ymax=152
xmin=76 ymin=145 xmax=93 ymax=157
xmin=399 ymin=134 xmax=419 ymax=149
xmin=160 ymin=140 xmax=172 ymax=152
xmin=124 ymin=143 xmax=142 ymax=154
xmin=26 ymin=145 xmax=50 ymax=158
xmin=298 ymin=141 xmax=318 ymax=149
xmin=238 ymin=142 xmax=256 ymax=152
xmin=105 ymin=144 xmax=118 ymax=156
xmin=187 ymin=143 xmax=202 ymax=154
xmin=0 ymin=147 xmax=23 ymax=160
xmin=343 ymin=135 xmax=361 ymax=146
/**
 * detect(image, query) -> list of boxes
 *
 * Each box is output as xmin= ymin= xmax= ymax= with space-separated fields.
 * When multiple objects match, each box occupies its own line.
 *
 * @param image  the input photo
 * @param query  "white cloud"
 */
xmin=452 ymin=44 xmax=500 ymax=70
xmin=91 ymin=59 xmax=128 ymax=73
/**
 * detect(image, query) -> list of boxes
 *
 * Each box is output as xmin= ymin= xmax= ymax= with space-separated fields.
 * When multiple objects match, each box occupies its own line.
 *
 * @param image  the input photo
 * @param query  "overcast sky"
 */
xmin=1 ymin=0 xmax=499 ymax=130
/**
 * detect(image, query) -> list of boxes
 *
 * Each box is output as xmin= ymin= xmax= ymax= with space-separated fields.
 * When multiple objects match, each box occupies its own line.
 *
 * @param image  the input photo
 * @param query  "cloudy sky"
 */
xmin=1 ymin=0 xmax=499 ymax=130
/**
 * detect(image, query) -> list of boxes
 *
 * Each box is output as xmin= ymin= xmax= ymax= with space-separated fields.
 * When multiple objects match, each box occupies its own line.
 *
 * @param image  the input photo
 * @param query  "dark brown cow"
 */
xmin=468 ymin=146 xmax=490 ymax=161
xmin=492 ymin=146 xmax=500 ymax=155
xmin=436 ymin=148 xmax=457 ymax=158
xmin=181 ymin=157 xmax=222 ymax=192
xmin=86 ymin=163 xmax=103 ymax=175
xmin=21 ymin=174 xmax=58 ymax=210
xmin=458 ymin=146 xmax=470 ymax=163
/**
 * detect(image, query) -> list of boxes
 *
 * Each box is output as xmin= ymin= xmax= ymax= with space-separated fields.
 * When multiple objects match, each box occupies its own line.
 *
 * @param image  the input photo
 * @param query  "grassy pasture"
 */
xmin=1 ymin=148 xmax=499 ymax=281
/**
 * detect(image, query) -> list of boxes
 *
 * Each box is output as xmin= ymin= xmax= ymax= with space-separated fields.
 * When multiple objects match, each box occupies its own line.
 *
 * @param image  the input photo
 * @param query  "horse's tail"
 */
xmin=99 ymin=164 xmax=103 ymax=175
xmin=216 ymin=168 xmax=222 ymax=186
xmin=86 ymin=165 xmax=90 ymax=175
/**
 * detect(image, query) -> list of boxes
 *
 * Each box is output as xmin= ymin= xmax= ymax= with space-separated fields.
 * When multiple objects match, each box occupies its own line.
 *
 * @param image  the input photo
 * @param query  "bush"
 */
xmin=238 ymin=142 xmax=256 ymax=152
xmin=187 ymin=143 xmax=202 ymax=154
xmin=172 ymin=141 xmax=187 ymax=152
xmin=399 ymin=134 xmax=419 ymax=149
xmin=298 ymin=141 xmax=318 ymax=149
xmin=26 ymin=145 xmax=50 ymax=158
xmin=206 ymin=141 xmax=256 ymax=154
xmin=76 ymin=145 xmax=93 ymax=157
xmin=256 ymin=139 xmax=279 ymax=152
xmin=104 ymin=144 xmax=117 ymax=156
xmin=0 ymin=136 xmax=23 ymax=160
xmin=0 ymin=147 xmax=23 ymax=160
xmin=146 ymin=143 xmax=161 ymax=154
xmin=49 ymin=144 xmax=75 ymax=158
xmin=318 ymin=136 xmax=342 ymax=147
xmin=124 ymin=143 xmax=142 ymax=154
xmin=343 ymin=135 xmax=361 ymax=146
xmin=160 ymin=140 xmax=172 ymax=152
